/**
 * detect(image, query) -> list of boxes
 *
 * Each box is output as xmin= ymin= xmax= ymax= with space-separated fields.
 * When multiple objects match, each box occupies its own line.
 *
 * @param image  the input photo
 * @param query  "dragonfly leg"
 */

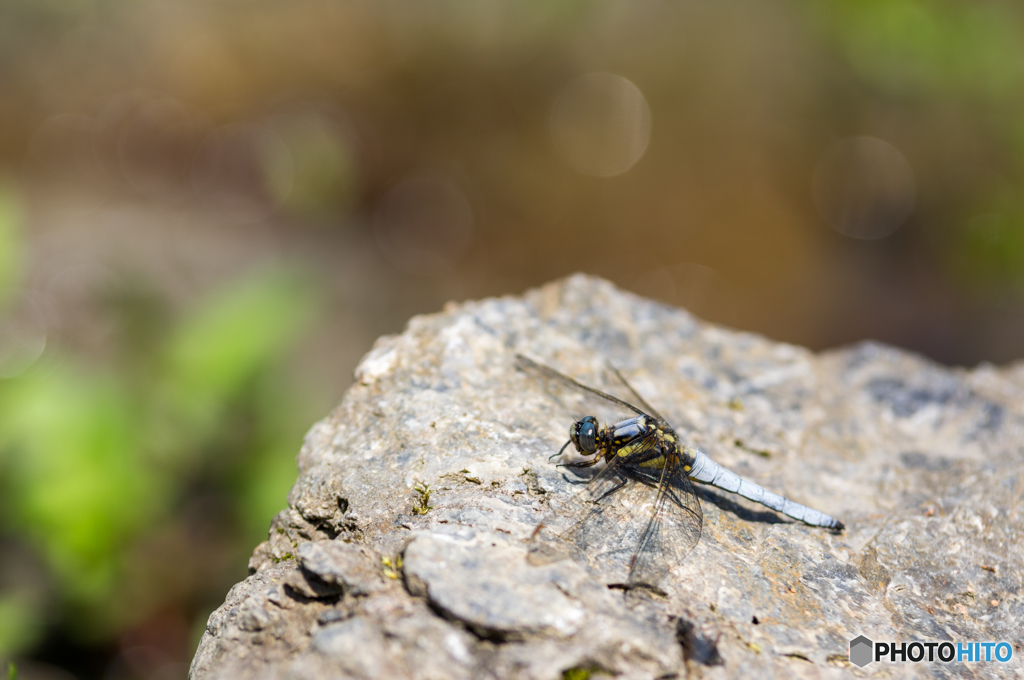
xmin=549 ymin=439 xmax=574 ymax=461
xmin=592 ymin=475 xmax=627 ymax=502
xmin=557 ymin=457 xmax=602 ymax=470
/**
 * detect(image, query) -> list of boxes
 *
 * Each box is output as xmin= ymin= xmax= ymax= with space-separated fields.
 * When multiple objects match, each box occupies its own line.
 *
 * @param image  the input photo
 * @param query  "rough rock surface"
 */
xmin=190 ymin=275 xmax=1024 ymax=679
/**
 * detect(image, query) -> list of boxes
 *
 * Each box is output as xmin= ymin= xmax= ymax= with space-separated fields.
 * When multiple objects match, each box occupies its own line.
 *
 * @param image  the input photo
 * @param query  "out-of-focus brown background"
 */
xmin=2 ymin=1 xmax=1023 ymax=678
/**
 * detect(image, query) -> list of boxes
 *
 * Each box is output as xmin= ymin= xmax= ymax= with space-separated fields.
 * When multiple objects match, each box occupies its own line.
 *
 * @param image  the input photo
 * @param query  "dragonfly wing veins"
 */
xmin=516 ymin=353 xmax=842 ymax=590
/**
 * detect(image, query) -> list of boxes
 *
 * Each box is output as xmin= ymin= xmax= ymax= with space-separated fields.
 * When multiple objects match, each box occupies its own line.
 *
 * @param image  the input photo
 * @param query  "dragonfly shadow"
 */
xmin=694 ymin=486 xmax=788 ymax=526
xmin=559 ymin=467 xmax=603 ymax=484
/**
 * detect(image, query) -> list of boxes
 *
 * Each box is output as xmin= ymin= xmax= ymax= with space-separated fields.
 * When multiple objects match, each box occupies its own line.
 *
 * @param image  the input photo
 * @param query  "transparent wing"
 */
xmin=518 ymin=353 xmax=701 ymax=589
xmin=627 ymin=460 xmax=703 ymax=592
xmin=559 ymin=433 xmax=703 ymax=590
xmin=605 ymin=362 xmax=667 ymax=423
xmin=516 ymin=354 xmax=647 ymax=425
xmin=526 ymin=454 xmax=638 ymax=572
xmin=561 ymin=467 xmax=653 ymax=586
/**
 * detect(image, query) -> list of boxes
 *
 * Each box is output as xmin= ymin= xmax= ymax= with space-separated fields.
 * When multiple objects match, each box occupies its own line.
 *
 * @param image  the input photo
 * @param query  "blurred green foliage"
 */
xmin=0 ymin=184 xmax=322 ymax=654
xmin=2 ymin=0 xmax=1024 ymax=674
xmin=806 ymin=0 xmax=1024 ymax=291
xmin=822 ymin=0 xmax=1024 ymax=97
xmin=961 ymin=210 xmax=1024 ymax=293
xmin=267 ymin=116 xmax=360 ymax=218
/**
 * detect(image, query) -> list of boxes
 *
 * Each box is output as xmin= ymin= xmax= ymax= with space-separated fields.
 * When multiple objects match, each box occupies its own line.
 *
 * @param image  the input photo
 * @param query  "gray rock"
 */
xmin=191 ymin=274 xmax=1024 ymax=679
xmin=403 ymin=530 xmax=589 ymax=639
xmin=296 ymin=540 xmax=385 ymax=597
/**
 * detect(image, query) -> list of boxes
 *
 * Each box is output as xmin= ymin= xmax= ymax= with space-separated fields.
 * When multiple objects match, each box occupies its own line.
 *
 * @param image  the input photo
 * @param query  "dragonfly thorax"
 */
xmin=569 ymin=414 xmax=662 ymax=460
xmin=516 ymin=353 xmax=844 ymax=591
xmin=605 ymin=415 xmax=652 ymax=449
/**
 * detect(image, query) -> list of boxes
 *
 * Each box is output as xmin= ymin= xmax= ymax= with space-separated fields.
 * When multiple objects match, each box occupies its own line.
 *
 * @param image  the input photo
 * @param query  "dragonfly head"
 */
xmin=570 ymin=415 xmax=599 ymax=454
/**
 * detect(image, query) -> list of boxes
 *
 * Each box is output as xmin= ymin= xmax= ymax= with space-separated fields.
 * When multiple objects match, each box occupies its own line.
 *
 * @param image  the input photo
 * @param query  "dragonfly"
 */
xmin=516 ymin=354 xmax=843 ymax=592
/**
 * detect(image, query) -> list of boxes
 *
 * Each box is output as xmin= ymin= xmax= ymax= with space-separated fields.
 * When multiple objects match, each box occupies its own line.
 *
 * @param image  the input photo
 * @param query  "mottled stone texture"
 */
xmin=190 ymin=275 xmax=1024 ymax=680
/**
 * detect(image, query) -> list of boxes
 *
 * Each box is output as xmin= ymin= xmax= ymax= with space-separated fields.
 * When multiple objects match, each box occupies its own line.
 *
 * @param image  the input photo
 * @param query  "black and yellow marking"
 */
xmin=516 ymin=352 xmax=844 ymax=593
xmin=600 ymin=420 xmax=682 ymax=473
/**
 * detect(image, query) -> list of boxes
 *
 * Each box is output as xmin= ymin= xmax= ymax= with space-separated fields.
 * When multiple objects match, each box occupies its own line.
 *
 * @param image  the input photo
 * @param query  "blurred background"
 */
xmin=2 ymin=0 xmax=1024 ymax=677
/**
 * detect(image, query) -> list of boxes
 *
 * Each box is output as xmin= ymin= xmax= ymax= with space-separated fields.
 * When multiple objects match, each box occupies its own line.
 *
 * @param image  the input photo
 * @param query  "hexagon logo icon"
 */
xmin=849 ymin=635 xmax=874 ymax=667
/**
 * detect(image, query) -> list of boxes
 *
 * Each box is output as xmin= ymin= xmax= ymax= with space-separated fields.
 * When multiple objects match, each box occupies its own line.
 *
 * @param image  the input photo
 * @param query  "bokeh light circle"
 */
xmin=550 ymin=73 xmax=651 ymax=177
xmin=265 ymin=112 xmax=360 ymax=217
xmin=812 ymin=136 xmax=915 ymax=240
xmin=0 ymin=290 xmax=54 ymax=379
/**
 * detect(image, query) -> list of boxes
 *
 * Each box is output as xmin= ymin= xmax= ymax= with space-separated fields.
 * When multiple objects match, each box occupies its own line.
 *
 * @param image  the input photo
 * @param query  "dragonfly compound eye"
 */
xmin=577 ymin=416 xmax=598 ymax=454
xmin=515 ymin=353 xmax=845 ymax=591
